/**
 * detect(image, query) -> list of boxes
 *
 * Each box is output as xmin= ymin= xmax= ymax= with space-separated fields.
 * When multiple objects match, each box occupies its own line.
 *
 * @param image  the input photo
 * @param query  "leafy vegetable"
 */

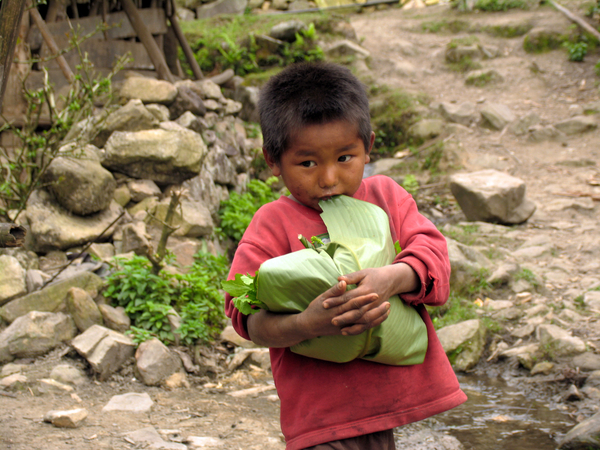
xmin=221 ymin=273 xmax=266 ymax=315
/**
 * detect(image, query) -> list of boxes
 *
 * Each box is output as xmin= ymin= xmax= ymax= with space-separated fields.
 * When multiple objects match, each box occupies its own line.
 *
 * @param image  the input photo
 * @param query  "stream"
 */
xmin=434 ymin=374 xmax=575 ymax=450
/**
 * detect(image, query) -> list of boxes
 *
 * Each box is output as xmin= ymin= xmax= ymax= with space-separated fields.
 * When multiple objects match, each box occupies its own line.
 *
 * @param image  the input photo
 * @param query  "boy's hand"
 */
xmin=324 ymin=263 xmax=419 ymax=336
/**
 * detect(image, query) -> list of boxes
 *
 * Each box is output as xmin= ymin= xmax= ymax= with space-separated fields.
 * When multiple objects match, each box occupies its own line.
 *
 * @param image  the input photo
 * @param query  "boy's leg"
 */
xmin=303 ymin=429 xmax=396 ymax=450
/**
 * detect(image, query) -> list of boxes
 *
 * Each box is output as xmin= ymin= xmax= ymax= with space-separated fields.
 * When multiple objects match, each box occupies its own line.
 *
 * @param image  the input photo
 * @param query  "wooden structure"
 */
xmin=1 ymin=0 xmax=203 ymax=127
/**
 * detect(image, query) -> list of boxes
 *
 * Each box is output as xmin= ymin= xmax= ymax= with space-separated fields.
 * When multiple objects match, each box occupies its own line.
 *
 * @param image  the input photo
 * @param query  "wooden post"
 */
xmin=121 ymin=0 xmax=174 ymax=82
xmin=0 ymin=0 xmax=26 ymax=113
xmin=167 ymin=0 xmax=204 ymax=79
xmin=29 ymin=3 xmax=75 ymax=83
xmin=550 ymin=0 xmax=600 ymax=42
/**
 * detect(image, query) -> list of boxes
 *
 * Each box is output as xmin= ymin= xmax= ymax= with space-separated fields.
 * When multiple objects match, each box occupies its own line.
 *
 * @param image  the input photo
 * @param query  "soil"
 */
xmin=2 ymin=2 xmax=600 ymax=449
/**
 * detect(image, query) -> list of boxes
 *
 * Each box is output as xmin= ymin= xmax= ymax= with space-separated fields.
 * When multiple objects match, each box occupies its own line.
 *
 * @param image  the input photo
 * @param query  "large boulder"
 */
xmin=558 ymin=411 xmax=600 ymax=450
xmin=196 ymin=0 xmax=247 ymax=19
xmin=0 ymin=255 xmax=27 ymax=306
xmin=181 ymin=167 xmax=227 ymax=216
xmin=449 ymin=169 xmax=536 ymax=224
xmin=480 ymin=102 xmax=515 ymax=130
xmin=439 ymin=102 xmax=480 ymax=126
xmin=102 ymin=128 xmax=207 ymax=184
xmin=119 ymin=77 xmax=178 ymax=105
xmin=42 ymin=144 xmax=116 ymax=216
xmin=0 ymin=312 xmax=77 ymax=363
xmin=66 ymin=287 xmax=103 ymax=332
xmin=92 ymin=99 xmax=159 ymax=148
xmin=0 ymin=271 xmax=104 ymax=323
xmin=553 ymin=115 xmax=597 ymax=135
xmin=25 ymin=189 xmax=124 ymax=252
xmin=536 ymin=324 xmax=587 ymax=358
xmin=445 ymin=237 xmax=491 ymax=288
xmin=148 ymin=198 xmax=214 ymax=238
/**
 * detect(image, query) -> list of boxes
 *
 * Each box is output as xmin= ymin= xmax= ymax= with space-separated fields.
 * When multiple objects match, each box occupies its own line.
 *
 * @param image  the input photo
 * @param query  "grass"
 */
xmin=513 ymin=268 xmax=540 ymax=288
xmin=440 ymin=223 xmax=480 ymax=246
xmin=465 ymin=69 xmax=502 ymax=86
xmin=421 ymin=19 xmax=471 ymax=34
xmin=474 ymin=0 xmax=531 ymax=11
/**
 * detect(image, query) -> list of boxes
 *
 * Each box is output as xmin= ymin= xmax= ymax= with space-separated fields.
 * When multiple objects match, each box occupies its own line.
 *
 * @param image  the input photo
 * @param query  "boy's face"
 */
xmin=264 ymin=120 xmax=374 ymax=212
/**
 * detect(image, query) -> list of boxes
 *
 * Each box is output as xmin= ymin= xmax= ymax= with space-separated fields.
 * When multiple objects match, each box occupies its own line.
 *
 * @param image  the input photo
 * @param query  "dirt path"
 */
xmin=2 ymin=3 xmax=600 ymax=450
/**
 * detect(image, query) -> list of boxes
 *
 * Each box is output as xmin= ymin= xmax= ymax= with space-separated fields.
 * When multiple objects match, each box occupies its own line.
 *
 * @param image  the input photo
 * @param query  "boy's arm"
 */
xmin=247 ymin=279 xmax=391 ymax=347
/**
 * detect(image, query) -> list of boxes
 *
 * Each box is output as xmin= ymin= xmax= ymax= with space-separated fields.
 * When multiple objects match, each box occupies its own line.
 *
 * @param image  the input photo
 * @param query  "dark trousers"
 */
xmin=303 ymin=429 xmax=396 ymax=450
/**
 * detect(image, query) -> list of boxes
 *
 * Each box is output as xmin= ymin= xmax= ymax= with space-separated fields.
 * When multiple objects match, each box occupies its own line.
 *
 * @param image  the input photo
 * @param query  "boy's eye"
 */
xmin=300 ymin=161 xmax=316 ymax=168
xmin=338 ymin=155 xmax=352 ymax=162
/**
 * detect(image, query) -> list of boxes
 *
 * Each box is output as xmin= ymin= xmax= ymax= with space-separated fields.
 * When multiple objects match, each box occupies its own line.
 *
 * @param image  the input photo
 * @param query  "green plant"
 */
xmin=474 ymin=0 xmax=529 ymax=11
xmin=421 ymin=20 xmax=471 ymax=34
xmin=370 ymin=89 xmax=417 ymax=157
xmin=402 ymin=174 xmax=419 ymax=196
xmin=104 ymin=251 xmax=228 ymax=346
xmin=428 ymin=292 xmax=479 ymax=330
xmin=514 ymin=267 xmax=539 ymax=286
xmin=0 ymin=24 xmax=127 ymax=221
xmin=218 ymin=177 xmax=281 ymax=242
xmin=564 ymin=41 xmax=588 ymax=61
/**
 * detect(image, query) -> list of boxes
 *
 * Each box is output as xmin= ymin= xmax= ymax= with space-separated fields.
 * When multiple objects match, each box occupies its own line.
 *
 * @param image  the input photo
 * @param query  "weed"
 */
xmin=402 ymin=174 xmax=419 ymax=196
xmin=474 ymin=0 xmax=530 ymax=11
xmin=421 ymin=20 xmax=471 ymax=34
xmin=440 ymin=223 xmax=480 ymax=246
xmin=514 ymin=268 xmax=540 ymax=288
xmin=466 ymin=69 xmax=502 ymax=86
xmin=447 ymin=36 xmax=480 ymax=49
xmin=595 ymin=60 xmax=600 ymax=76
xmin=104 ymin=251 xmax=229 ymax=346
xmin=428 ymin=292 xmax=478 ymax=330
xmin=483 ymin=23 xmax=533 ymax=38
xmin=218 ymin=177 xmax=280 ymax=242
xmin=523 ymin=31 xmax=565 ymax=53
xmin=370 ymin=89 xmax=417 ymax=157
xmin=564 ymin=41 xmax=588 ymax=61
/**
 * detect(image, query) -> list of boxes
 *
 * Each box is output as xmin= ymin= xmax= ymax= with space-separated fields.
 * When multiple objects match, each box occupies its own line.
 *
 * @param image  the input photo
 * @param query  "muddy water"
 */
xmin=435 ymin=374 xmax=575 ymax=450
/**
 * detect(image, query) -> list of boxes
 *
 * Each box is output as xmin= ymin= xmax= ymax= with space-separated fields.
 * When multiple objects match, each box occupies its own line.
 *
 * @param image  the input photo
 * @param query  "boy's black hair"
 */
xmin=258 ymin=62 xmax=372 ymax=164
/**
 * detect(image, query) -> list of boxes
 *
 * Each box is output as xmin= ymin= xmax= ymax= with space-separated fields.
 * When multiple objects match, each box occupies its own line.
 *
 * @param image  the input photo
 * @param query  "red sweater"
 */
xmin=225 ymin=175 xmax=466 ymax=449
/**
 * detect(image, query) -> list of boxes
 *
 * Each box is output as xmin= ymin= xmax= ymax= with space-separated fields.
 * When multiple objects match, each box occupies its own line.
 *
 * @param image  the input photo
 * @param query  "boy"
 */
xmin=224 ymin=62 xmax=466 ymax=450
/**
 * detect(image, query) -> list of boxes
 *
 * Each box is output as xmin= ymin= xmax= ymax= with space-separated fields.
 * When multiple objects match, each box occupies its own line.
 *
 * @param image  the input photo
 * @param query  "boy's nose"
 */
xmin=318 ymin=166 xmax=338 ymax=189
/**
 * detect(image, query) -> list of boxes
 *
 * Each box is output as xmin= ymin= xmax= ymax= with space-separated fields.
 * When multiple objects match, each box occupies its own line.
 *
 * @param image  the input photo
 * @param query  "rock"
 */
xmin=249 ymin=348 xmax=271 ymax=370
xmin=50 ymin=364 xmax=87 ymax=386
xmin=181 ymin=168 xmax=226 ymax=216
xmin=584 ymin=291 xmax=600 ymax=310
xmin=233 ymin=85 xmax=260 ymax=122
xmin=553 ymin=115 xmax=597 ymax=135
xmin=510 ymin=111 xmax=540 ymax=135
xmin=465 ymin=69 xmax=504 ymax=87
xmin=0 ymin=363 xmax=25 ymax=378
xmin=204 ymin=147 xmax=238 ymax=186
xmin=480 ymin=102 xmax=515 ymax=130
xmin=269 ymin=20 xmax=306 ymax=42
xmin=71 ymin=325 xmax=135 ymax=380
xmin=123 ymin=426 xmax=187 ymax=450
xmin=0 ymin=271 xmax=104 ymax=323
xmin=148 ymin=198 xmax=214 ymax=238
xmin=530 ymin=361 xmax=554 ymax=375
xmin=408 ymin=119 xmax=445 ymax=141
xmin=25 ymin=269 xmax=49 ymax=292
xmin=487 ymin=262 xmax=520 ymax=285
xmin=119 ymin=77 xmax=178 ymax=105
xmin=102 ymin=392 xmax=154 ymax=412
xmin=572 ymin=353 xmax=600 ymax=371
xmin=102 ymin=128 xmax=207 ymax=184
xmin=445 ymin=45 xmax=481 ymax=63
xmin=449 ymin=169 xmax=536 ymax=224
xmin=135 ymin=338 xmax=182 ymax=386
xmin=568 ymin=104 xmax=584 ymax=117
xmin=223 ymin=98 xmax=242 ymax=115
xmin=220 ymin=325 xmax=258 ymax=349
xmin=175 ymin=111 xmax=208 ymax=134
xmin=93 ymin=99 xmax=159 ymax=147
xmin=98 ymin=304 xmax=130 ymax=333
xmin=0 ymin=312 xmax=77 ymax=362
xmin=557 ymin=411 xmax=600 ymax=449
xmin=189 ymin=79 xmax=225 ymax=101
xmin=0 ymin=255 xmax=26 ymax=305
xmin=113 ymin=184 xmax=132 ymax=207
xmin=121 ymin=221 xmax=151 ymax=255
xmin=325 ymin=40 xmax=370 ymax=59
xmin=164 ymin=372 xmax=190 ymax=389
xmin=146 ymin=103 xmax=171 ymax=122
xmin=0 ymin=373 xmax=27 ymax=388
xmin=170 ymin=83 xmax=206 ymax=119
xmin=369 ymin=158 xmax=402 ymax=176
xmin=436 ymin=319 xmax=486 ymax=372
xmin=66 ymin=287 xmax=103 ymax=332
xmin=88 ymin=243 xmax=115 ymax=262
xmin=165 ymin=236 xmax=203 ymax=269
xmin=196 ymin=0 xmax=247 ymax=18
xmin=44 ymin=409 xmax=88 ymax=428
xmin=185 ymin=436 xmax=226 ymax=448
xmin=128 ymin=196 xmax=159 ymax=217
xmin=536 ymin=324 xmax=586 ymax=358
xmin=439 ymin=102 xmax=480 ymax=126
xmin=25 ymin=189 xmax=124 ymax=252
xmin=43 ymin=144 xmax=116 ymax=216
xmin=528 ymin=124 xmax=567 ymax=143
xmin=500 ymin=343 xmax=541 ymax=369
xmin=445 ymin=237 xmax=490 ymax=288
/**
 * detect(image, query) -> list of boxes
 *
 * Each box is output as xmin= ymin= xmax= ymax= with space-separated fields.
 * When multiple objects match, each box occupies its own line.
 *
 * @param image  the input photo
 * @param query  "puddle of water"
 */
xmin=434 ymin=374 xmax=575 ymax=450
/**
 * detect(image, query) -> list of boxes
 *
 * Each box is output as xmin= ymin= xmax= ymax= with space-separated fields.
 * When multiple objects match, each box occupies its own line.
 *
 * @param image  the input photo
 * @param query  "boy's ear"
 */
xmin=365 ymin=132 xmax=375 ymax=163
xmin=263 ymin=148 xmax=281 ymax=176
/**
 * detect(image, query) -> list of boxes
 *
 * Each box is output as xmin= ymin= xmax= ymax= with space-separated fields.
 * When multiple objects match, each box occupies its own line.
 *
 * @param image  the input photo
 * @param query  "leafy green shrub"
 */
xmin=187 ymin=21 xmax=323 ymax=77
xmin=218 ymin=177 xmax=280 ymax=242
xmin=104 ymin=251 xmax=228 ymax=346
xmin=402 ymin=174 xmax=419 ymax=196
xmin=564 ymin=41 xmax=588 ymax=61
xmin=474 ymin=0 xmax=529 ymax=11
